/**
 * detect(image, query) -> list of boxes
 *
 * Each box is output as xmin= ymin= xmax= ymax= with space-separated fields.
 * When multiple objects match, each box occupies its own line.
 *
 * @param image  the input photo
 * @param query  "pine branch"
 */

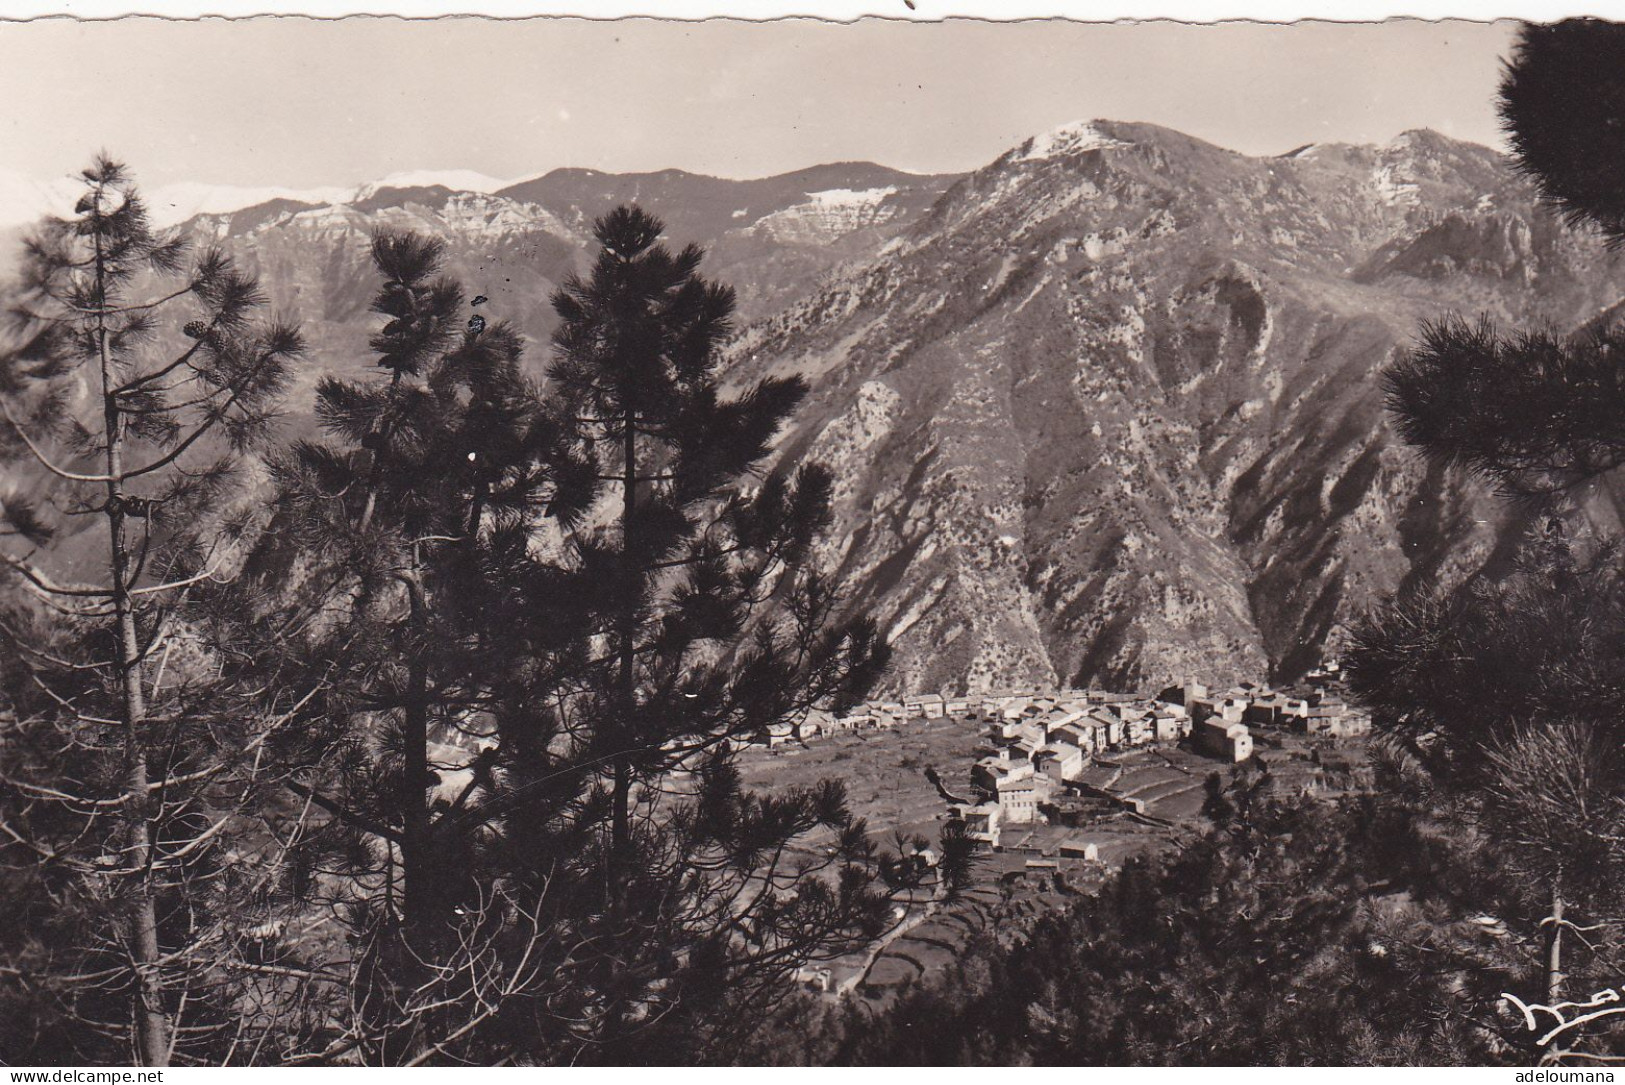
xmin=61 ymin=284 xmax=195 ymax=317
xmin=0 ymin=396 xmax=114 ymax=482
xmin=122 ymin=343 xmax=289 ymax=481
xmin=284 ymin=780 xmax=405 ymax=844
xmin=0 ymin=548 xmax=115 ymax=598
xmin=27 ymin=671 xmax=123 ymax=725
xmin=113 ymin=328 xmax=214 ymax=395
xmin=128 ymin=560 xmax=226 ymax=597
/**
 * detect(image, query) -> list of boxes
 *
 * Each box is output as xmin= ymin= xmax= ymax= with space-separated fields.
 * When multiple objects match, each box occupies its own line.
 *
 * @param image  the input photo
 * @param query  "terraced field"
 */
xmin=735 ymin=715 xmax=985 ymax=847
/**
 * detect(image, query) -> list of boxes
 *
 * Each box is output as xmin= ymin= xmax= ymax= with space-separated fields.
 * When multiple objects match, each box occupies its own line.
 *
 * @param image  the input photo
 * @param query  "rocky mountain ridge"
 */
xmin=731 ymin=120 xmax=1625 ymax=693
xmin=12 ymin=122 xmax=1625 ymax=695
xmin=171 ymin=162 xmax=960 ymax=433
xmin=0 ymin=159 xmax=962 ymax=583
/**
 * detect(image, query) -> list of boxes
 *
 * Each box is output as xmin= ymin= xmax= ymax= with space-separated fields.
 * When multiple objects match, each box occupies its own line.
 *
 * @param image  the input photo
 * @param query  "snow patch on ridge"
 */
xmin=806 ymin=185 xmax=896 ymax=207
xmin=1017 ymin=121 xmax=1129 ymax=162
xmin=751 ymin=186 xmax=901 ymax=244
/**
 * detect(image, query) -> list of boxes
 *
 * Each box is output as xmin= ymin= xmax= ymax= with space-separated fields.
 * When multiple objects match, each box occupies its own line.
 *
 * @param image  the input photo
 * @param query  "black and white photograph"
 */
xmin=6 ymin=3 xmax=1625 ymax=1069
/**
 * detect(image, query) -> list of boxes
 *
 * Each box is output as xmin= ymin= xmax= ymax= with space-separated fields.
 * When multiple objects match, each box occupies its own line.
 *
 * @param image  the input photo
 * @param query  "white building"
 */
xmin=1196 ymin=717 xmax=1253 ymax=762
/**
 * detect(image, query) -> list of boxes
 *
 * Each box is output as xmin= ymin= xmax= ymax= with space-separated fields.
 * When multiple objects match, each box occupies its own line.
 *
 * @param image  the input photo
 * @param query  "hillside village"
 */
xmin=770 ymin=664 xmax=1372 ymax=997
xmin=768 ymin=663 xmax=1369 ymax=854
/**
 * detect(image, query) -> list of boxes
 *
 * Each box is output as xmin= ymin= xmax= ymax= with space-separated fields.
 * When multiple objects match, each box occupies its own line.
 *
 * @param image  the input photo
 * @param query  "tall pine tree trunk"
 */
xmin=96 ymin=294 xmax=169 ymax=1067
xmin=356 ymin=370 xmax=403 ymax=535
xmin=1545 ymin=878 xmax=1565 ymax=1002
xmin=611 ymin=409 xmax=636 ymax=884
xmin=399 ymin=562 xmax=437 ymax=948
xmin=378 ymin=568 xmax=436 ymax=1066
xmin=401 ymin=657 xmax=433 ymax=939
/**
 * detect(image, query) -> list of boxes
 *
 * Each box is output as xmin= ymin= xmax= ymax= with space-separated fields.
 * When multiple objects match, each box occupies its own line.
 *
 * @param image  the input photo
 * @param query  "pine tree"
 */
xmin=515 ymin=204 xmax=920 ymax=1062
xmin=0 ymin=157 xmax=305 ymax=1065
xmin=237 ymin=229 xmax=596 ymax=1063
xmin=1501 ymin=18 xmax=1625 ymax=248
xmin=179 ymin=212 xmax=921 ymax=1066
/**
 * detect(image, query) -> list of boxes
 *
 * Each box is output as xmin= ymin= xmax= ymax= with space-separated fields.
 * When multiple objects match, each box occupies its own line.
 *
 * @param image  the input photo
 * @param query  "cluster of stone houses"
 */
xmin=949 ymin=689 xmax=1194 ymax=849
xmin=1191 ymin=667 xmax=1370 ymax=745
xmin=758 ymin=692 xmax=973 ymax=745
xmin=754 ymin=664 xmax=1368 ymax=851
xmin=947 ymin=669 xmax=1367 ymax=850
xmin=767 ymin=688 xmax=1187 ymax=749
xmin=776 ymin=666 xmax=1369 ymax=997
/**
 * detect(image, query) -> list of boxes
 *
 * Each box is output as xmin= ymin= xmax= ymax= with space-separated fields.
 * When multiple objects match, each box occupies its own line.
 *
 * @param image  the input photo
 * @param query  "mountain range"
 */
xmin=11 ymin=119 xmax=1625 ymax=694
xmin=732 ymin=120 xmax=1625 ymax=693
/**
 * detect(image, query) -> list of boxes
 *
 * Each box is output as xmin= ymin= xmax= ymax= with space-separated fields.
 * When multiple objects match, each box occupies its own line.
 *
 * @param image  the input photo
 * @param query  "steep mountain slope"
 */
xmin=13 ymin=127 xmax=1624 ymax=696
xmin=734 ymin=121 xmax=1625 ymax=694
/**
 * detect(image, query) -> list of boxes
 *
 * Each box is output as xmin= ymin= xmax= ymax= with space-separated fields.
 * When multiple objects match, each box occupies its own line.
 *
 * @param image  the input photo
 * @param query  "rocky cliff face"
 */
xmin=731 ymin=121 xmax=1625 ymax=694
xmin=36 ymin=124 xmax=1625 ymax=695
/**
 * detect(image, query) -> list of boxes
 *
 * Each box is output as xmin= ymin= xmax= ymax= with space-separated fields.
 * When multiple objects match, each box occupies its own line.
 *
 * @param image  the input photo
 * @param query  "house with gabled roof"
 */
xmin=1049 ymin=723 xmax=1092 ymax=754
xmin=1125 ymin=713 xmax=1153 ymax=746
xmin=1034 ymin=743 xmax=1085 ymax=783
xmin=1306 ymin=661 xmax=1344 ymax=688
xmin=1296 ymin=692 xmax=1350 ymax=735
xmin=954 ymin=802 xmax=1002 ymax=849
xmin=972 ymin=755 xmax=1034 ymax=801
xmin=835 ymin=710 xmax=874 ymax=732
xmin=1196 ymin=716 xmax=1253 ymax=762
xmin=1088 ymin=707 xmax=1125 ymax=748
xmin=1000 ymin=697 xmax=1032 ymax=722
xmin=1048 ymin=703 xmax=1087 ymax=726
xmin=802 ymin=708 xmax=835 ymax=739
xmin=1059 ymin=839 xmax=1100 ymax=862
xmin=1152 ymin=706 xmax=1185 ymax=743
xmin=1082 ymin=717 xmax=1112 ymax=752
xmin=1018 ymin=716 xmax=1050 ymax=748
xmin=996 ymin=772 xmax=1054 ymax=824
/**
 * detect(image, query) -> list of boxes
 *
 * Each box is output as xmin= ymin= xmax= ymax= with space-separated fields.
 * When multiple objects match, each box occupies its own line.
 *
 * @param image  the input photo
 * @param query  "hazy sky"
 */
xmin=0 ymin=17 xmax=1520 ymax=189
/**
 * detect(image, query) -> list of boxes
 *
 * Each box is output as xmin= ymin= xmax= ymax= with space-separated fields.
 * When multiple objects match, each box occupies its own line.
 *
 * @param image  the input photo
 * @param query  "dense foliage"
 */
xmin=1502 ymin=18 xmax=1625 ymax=247
xmin=0 ymin=172 xmax=941 ymax=1067
xmin=0 ymin=157 xmax=309 ymax=1065
xmin=751 ymin=771 xmax=1542 ymax=1066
